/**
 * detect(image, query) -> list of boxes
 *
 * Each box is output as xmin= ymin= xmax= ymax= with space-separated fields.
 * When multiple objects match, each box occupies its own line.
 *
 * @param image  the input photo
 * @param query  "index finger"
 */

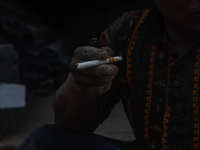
xmin=74 ymin=46 xmax=108 ymax=60
xmin=80 ymin=64 xmax=119 ymax=76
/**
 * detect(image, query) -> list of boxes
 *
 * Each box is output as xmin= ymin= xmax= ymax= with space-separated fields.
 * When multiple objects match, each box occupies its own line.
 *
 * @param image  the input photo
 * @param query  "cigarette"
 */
xmin=75 ymin=56 xmax=123 ymax=69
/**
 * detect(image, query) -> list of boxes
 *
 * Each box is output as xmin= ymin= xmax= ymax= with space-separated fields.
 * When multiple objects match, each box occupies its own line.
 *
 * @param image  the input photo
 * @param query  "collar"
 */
xmin=142 ymin=5 xmax=200 ymax=60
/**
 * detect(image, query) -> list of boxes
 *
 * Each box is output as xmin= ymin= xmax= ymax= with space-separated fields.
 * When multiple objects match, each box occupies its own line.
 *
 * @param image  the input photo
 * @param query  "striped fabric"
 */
xmin=97 ymin=5 xmax=200 ymax=150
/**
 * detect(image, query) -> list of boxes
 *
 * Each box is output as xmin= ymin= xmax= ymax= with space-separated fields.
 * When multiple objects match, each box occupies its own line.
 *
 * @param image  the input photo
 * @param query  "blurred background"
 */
xmin=0 ymin=0 xmax=154 ymax=149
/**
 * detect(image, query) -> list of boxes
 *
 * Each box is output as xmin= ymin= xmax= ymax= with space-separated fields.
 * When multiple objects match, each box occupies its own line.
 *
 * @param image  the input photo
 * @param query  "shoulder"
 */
xmin=122 ymin=9 xmax=146 ymax=23
xmin=119 ymin=9 xmax=150 ymax=34
xmin=108 ymin=9 xmax=148 ymax=36
xmin=99 ymin=8 xmax=150 ymax=52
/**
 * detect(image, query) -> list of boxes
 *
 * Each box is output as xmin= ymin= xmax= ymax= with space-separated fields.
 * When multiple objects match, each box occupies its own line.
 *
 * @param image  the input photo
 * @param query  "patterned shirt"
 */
xmin=97 ymin=5 xmax=200 ymax=150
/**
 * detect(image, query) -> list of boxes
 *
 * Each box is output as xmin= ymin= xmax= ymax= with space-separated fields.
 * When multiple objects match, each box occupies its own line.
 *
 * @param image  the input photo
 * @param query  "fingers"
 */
xmin=78 ymin=64 xmax=118 ymax=76
xmin=74 ymin=46 xmax=108 ymax=60
xmin=101 ymin=47 xmax=114 ymax=57
xmin=73 ymin=73 xmax=115 ymax=87
xmin=71 ymin=64 xmax=118 ymax=97
xmin=74 ymin=46 xmax=114 ymax=60
xmin=70 ymin=46 xmax=118 ymax=97
xmin=75 ymin=82 xmax=112 ymax=97
xmin=71 ymin=46 xmax=118 ymax=76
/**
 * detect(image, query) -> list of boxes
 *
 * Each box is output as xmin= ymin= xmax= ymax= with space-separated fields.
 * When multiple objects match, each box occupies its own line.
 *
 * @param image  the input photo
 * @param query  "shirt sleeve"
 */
xmin=99 ymin=15 xmax=123 ymax=53
xmin=97 ymin=13 xmax=129 ymax=124
xmin=97 ymin=9 xmax=146 ymax=124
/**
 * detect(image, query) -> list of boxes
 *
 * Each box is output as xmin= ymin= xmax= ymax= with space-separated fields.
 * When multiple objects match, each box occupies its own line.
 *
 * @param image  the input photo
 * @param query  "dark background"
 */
xmin=0 ymin=0 xmax=154 ymax=90
xmin=0 ymin=0 xmax=154 ymax=143
xmin=0 ymin=0 xmax=154 ymax=45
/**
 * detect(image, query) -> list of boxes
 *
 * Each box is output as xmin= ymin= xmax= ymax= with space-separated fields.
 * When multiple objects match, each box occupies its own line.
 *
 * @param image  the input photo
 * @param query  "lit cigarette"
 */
xmin=75 ymin=56 xmax=123 ymax=69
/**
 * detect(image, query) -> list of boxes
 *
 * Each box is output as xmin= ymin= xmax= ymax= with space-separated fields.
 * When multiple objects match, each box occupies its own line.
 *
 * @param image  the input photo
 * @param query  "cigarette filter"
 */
xmin=75 ymin=56 xmax=123 ymax=69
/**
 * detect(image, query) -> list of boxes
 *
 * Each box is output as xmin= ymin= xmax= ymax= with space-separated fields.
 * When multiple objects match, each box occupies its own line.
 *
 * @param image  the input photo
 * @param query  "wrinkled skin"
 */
xmin=53 ymin=46 xmax=118 ymax=132
xmin=70 ymin=46 xmax=118 ymax=97
xmin=54 ymin=0 xmax=200 ymax=133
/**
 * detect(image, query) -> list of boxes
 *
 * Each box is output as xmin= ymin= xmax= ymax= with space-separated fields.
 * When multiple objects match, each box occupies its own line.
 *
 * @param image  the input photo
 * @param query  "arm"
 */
xmin=53 ymin=11 xmax=130 ymax=133
xmin=53 ymin=46 xmax=118 ymax=133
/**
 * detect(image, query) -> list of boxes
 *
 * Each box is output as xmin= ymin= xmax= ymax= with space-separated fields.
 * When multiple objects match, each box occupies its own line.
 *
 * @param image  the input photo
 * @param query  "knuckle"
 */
xmin=73 ymin=76 xmax=81 ymax=85
xmin=75 ymin=84 xmax=87 ymax=96
xmin=80 ymin=88 xmax=95 ymax=97
xmin=70 ymin=63 xmax=78 ymax=75
xmin=83 ymin=67 xmax=93 ymax=75
xmin=105 ymin=82 xmax=112 ymax=91
xmin=100 ymin=78 xmax=106 ymax=85
xmin=77 ymin=81 xmax=113 ymax=97
xmin=73 ymin=46 xmax=110 ymax=62
xmin=96 ymin=87 xmax=104 ymax=96
xmin=102 ymin=47 xmax=114 ymax=56
xmin=73 ymin=46 xmax=82 ymax=56
xmin=89 ymin=48 xmax=106 ymax=60
xmin=98 ymin=65 xmax=109 ymax=76
xmin=72 ymin=74 xmax=86 ymax=86
xmin=70 ymin=63 xmax=75 ymax=71
xmin=96 ymin=82 xmax=112 ymax=96
xmin=107 ymin=76 xmax=115 ymax=82
xmin=100 ymin=76 xmax=113 ymax=85
xmin=74 ymin=46 xmax=89 ymax=58
xmin=74 ymin=46 xmax=85 ymax=53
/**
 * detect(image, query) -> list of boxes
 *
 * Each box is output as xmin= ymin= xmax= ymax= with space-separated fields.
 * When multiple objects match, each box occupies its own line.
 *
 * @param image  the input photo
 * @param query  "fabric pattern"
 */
xmin=97 ymin=5 xmax=200 ymax=150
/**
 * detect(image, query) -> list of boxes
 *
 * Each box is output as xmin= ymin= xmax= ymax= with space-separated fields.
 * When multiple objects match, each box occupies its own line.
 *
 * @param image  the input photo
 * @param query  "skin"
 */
xmin=53 ymin=46 xmax=118 ymax=133
xmin=155 ymin=0 xmax=200 ymax=55
xmin=54 ymin=0 xmax=200 ymax=133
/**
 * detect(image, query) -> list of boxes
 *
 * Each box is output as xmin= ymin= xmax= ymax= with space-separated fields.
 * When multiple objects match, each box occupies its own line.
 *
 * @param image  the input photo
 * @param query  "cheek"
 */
xmin=156 ymin=0 xmax=200 ymax=33
xmin=156 ymin=0 xmax=190 ymax=21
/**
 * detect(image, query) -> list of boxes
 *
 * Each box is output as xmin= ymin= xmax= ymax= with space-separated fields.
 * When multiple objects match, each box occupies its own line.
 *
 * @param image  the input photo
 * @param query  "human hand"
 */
xmin=70 ymin=46 xmax=119 ymax=97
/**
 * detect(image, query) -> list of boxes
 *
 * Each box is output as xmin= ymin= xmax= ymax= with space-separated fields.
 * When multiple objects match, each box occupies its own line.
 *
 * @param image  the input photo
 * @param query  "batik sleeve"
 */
xmin=97 ymin=13 xmax=129 ymax=124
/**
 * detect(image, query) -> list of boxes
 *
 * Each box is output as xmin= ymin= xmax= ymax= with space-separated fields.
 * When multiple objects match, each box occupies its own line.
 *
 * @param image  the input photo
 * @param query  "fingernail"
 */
xmin=108 ymin=68 xmax=116 ymax=75
xmin=99 ymin=52 xmax=105 ymax=59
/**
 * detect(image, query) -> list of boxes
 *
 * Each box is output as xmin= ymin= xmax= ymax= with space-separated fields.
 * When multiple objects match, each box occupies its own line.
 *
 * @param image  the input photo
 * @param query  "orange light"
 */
xmin=109 ymin=57 xmax=115 ymax=63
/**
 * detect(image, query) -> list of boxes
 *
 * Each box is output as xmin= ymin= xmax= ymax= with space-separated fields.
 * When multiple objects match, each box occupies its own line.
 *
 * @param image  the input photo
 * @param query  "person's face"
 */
xmin=155 ymin=0 xmax=200 ymax=35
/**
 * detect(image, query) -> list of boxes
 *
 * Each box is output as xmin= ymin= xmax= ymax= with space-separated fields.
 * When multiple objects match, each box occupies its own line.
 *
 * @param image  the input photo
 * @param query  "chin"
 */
xmin=189 ymin=29 xmax=200 ymax=40
xmin=183 ymin=24 xmax=200 ymax=37
xmin=191 ymin=27 xmax=200 ymax=36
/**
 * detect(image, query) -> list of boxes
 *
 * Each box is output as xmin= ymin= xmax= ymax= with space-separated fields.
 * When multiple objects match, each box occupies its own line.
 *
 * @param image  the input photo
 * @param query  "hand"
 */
xmin=70 ymin=46 xmax=119 ymax=97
